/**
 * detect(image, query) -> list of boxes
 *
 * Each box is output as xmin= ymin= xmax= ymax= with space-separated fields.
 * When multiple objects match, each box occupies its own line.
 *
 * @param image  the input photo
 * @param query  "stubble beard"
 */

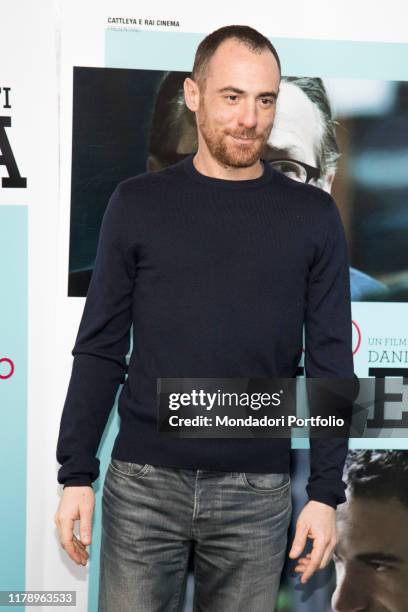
xmin=197 ymin=100 xmax=270 ymax=169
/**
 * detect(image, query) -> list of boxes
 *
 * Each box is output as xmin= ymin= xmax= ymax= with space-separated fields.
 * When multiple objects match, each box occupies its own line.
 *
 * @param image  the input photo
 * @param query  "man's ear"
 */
xmin=184 ymin=77 xmax=200 ymax=112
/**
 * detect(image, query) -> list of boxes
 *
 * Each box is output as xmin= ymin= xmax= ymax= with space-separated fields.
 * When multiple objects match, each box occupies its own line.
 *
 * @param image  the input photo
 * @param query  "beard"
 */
xmin=197 ymin=100 xmax=271 ymax=168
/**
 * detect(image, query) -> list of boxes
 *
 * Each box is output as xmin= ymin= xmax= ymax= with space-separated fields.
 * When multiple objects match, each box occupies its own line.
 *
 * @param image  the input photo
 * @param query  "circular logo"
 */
xmin=352 ymin=319 xmax=362 ymax=355
xmin=0 ymin=357 xmax=14 ymax=379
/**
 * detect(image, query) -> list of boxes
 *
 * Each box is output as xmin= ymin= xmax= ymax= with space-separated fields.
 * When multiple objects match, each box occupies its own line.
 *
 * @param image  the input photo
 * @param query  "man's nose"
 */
xmin=331 ymin=574 xmax=370 ymax=611
xmin=237 ymin=99 xmax=257 ymax=129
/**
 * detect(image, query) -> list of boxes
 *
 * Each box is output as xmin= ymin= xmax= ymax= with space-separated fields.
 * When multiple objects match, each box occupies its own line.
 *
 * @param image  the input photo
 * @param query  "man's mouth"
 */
xmin=230 ymin=134 xmax=257 ymax=143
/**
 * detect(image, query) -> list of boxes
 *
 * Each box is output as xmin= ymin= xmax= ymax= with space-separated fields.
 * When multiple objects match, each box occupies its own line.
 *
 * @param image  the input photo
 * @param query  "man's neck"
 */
xmin=192 ymin=151 xmax=264 ymax=181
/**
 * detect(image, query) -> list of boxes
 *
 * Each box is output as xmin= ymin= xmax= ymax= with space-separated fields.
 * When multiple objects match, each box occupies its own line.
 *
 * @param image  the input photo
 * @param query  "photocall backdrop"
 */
xmin=0 ymin=1 xmax=407 ymax=610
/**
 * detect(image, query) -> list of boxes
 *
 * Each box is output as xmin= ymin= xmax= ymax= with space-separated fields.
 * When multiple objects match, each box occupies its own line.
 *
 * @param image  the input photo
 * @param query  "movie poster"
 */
xmin=58 ymin=15 xmax=408 ymax=606
xmin=2 ymin=1 xmax=406 ymax=610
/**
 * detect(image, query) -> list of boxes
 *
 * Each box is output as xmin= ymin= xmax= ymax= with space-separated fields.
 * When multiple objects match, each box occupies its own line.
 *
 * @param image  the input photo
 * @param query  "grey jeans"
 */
xmin=98 ymin=459 xmax=292 ymax=612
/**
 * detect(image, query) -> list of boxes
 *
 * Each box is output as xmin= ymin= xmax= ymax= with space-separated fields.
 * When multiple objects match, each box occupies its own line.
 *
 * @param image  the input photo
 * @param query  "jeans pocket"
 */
xmin=109 ymin=458 xmax=152 ymax=478
xmin=240 ymin=471 xmax=290 ymax=495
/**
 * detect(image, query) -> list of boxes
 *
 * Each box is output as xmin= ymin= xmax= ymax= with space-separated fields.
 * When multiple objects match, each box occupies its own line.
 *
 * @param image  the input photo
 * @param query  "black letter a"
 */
xmin=0 ymin=116 xmax=27 ymax=188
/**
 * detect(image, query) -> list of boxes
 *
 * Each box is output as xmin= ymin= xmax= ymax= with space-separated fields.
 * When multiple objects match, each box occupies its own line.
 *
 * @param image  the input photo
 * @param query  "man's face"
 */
xmin=262 ymin=80 xmax=333 ymax=192
xmin=332 ymin=496 xmax=408 ymax=611
xmin=194 ymin=38 xmax=280 ymax=168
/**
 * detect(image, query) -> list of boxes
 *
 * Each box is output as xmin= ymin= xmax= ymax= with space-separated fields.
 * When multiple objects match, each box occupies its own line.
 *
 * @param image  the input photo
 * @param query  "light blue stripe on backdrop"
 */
xmin=0 ymin=205 xmax=27 ymax=610
xmin=106 ymin=30 xmax=408 ymax=80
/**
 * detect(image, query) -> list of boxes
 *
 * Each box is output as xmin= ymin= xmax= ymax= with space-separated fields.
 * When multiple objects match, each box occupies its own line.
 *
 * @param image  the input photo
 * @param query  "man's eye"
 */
xmin=371 ymin=562 xmax=389 ymax=573
xmin=260 ymin=98 xmax=273 ymax=106
xmin=226 ymin=95 xmax=238 ymax=102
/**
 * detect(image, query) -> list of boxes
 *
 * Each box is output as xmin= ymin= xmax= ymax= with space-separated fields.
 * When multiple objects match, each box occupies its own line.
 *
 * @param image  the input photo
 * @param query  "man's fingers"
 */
xmin=300 ymin=539 xmax=328 ymax=583
xmin=289 ymin=522 xmax=309 ymax=558
xmin=62 ymin=536 xmax=88 ymax=565
xmin=290 ymin=501 xmax=337 ymax=583
xmin=72 ymin=535 xmax=86 ymax=550
xmin=297 ymin=553 xmax=312 ymax=562
xmin=295 ymin=534 xmax=336 ymax=580
xmin=73 ymin=534 xmax=89 ymax=555
xmin=293 ymin=552 xmax=312 ymax=570
xmin=59 ymin=519 xmax=87 ymax=565
xmin=61 ymin=538 xmax=82 ymax=564
xmin=55 ymin=487 xmax=95 ymax=566
xmin=294 ymin=562 xmax=309 ymax=572
xmin=73 ymin=537 xmax=89 ymax=565
xmin=318 ymin=538 xmax=336 ymax=569
xmin=60 ymin=520 xmax=79 ymax=563
xmin=59 ymin=518 xmax=75 ymax=551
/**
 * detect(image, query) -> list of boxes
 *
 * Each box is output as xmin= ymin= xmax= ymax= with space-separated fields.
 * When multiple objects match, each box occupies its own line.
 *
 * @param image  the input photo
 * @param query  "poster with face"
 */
xmin=332 ymin=450 xmax=408 ymax=611
xmin=68 ymin=68 xmax=407 ymax=304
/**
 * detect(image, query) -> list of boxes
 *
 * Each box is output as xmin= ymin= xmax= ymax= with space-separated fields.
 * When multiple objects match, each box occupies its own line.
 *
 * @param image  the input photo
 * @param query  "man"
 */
xmin=55 ymin=25 xmax=354 ymax=611
xmin=332 ymin=450 xmax=408 ymax=611
xmin=147 ymin=71 xmax=389 ymax=301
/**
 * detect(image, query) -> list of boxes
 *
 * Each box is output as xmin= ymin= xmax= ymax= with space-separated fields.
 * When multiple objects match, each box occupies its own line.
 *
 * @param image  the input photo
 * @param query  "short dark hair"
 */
xmin=344 ymin=450 xmax=408 ymax=508
xmin=191 ymin=25 xmax=281 ymax=92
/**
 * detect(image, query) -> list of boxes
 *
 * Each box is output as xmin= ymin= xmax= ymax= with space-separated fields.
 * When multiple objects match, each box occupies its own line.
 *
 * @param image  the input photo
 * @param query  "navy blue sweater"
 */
xmin=56 ymin=154 xmax=354 ymax=508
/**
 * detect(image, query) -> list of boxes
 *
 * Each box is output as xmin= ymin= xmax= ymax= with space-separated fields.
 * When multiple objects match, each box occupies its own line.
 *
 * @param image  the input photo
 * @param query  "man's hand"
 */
xmin=54 ymin=486 xmax=95 ymax=566
xmin=289 ymin=500 xmax=336 ymax=584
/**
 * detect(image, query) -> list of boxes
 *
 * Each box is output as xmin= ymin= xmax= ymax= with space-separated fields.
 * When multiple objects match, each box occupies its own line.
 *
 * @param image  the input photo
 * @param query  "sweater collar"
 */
xmin=182 ymin=153 xmax=275 ymax=190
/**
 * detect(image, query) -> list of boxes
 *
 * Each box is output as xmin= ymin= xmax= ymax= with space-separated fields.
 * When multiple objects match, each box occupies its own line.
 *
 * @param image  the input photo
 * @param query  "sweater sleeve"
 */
xmin=304 ymin=193 xmax=354 ymax=509
xmin=56 ymin=183 xmax=136 ymax=488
